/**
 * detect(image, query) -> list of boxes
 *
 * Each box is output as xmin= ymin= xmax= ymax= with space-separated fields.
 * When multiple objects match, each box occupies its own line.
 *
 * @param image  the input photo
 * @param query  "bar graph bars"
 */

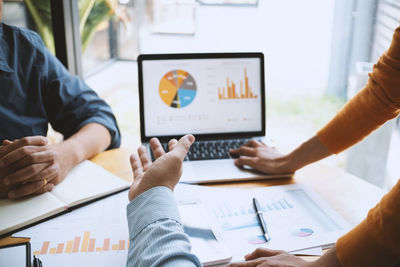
xmin=218 ymin=68 xmax=258 ymax=100
xmin=33 ymin=231 xmax=129 ymax=255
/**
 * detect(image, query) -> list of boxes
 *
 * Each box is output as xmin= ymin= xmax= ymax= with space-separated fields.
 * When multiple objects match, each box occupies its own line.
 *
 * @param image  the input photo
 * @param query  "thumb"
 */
xmin=169 ymin=134 xmax=195 ymax=161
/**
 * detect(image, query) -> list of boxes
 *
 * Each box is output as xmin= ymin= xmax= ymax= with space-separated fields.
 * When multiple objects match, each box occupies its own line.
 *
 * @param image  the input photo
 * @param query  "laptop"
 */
xmin=138 ymin=53 xmax=292 ymax=183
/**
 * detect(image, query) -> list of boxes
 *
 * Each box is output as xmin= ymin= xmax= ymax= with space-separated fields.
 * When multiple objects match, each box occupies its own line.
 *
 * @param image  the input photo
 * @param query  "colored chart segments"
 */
xmin=32 ymin=231 xmax=129 ymax=255
xmin=248 ymin=235 xmax=268 ymax=245
xmin=218 ymin=68 xmax=258 ymax=100
xmin=292 ymin=228 xmax=314 ymax=237
xmin=159 ymin=70 xmax=197 ymax=108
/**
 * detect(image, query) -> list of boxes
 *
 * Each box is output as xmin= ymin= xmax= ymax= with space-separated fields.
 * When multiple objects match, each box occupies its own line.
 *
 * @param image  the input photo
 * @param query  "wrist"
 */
xmin=276 ymin=153 xmax=300 ymax=173
xmin=56 ymin=139 xmax=85 ymax=170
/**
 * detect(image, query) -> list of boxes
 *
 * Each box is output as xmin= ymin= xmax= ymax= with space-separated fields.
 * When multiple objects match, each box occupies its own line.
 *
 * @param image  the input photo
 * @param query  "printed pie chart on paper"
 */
xmin=159 ymin=70 xmax=197 ymax=108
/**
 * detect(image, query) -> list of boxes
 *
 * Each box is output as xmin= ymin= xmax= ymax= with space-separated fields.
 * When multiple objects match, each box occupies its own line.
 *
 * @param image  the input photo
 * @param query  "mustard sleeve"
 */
xmin=317 ymin=27 xmax=400 ymax=154
xmin=335 ymin=180 xmax=400 ymax=267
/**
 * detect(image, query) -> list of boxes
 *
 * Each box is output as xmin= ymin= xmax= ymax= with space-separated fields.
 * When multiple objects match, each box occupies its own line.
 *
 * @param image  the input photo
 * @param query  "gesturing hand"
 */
xmin=128 ymin=135 xmax=195 ymax=202
xmin=229 ymin=140 xmax=294 ymax=175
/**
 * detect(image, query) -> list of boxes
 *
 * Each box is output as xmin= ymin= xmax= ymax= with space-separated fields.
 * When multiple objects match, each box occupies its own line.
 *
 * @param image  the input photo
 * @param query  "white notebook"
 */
xmin=0 ymin=160 xmax=130 ymax=236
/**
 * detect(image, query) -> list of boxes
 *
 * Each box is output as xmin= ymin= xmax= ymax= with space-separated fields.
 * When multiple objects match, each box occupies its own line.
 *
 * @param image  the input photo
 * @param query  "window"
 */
xmin=4 ymin=0 xmax=399 ymax=188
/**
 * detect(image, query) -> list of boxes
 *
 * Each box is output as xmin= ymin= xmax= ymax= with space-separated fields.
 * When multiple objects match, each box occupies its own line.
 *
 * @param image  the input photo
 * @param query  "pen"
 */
xmin=33 ymin=255 xmax=43 ymax=267
xmin=253 ymin=197 xmax=271 ymax=242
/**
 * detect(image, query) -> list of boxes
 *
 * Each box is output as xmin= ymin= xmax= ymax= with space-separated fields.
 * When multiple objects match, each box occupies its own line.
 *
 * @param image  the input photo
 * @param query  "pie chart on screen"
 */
xmin=159 ymin=70 xmax=197 ymax=108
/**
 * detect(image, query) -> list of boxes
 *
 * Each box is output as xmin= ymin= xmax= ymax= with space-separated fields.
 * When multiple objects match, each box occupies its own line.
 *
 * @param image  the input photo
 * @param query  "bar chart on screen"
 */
xmin=217 ymin=68 xmax=258 ymax=100
xmin=33 ymin=231 xmax=129 ymax=255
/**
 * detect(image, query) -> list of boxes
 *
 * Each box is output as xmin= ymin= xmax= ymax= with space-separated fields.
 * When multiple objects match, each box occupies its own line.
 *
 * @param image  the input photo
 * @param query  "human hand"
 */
xmin=128 ymin=134 xmax=195 ymax=202
xmin=0 ymin=137 xmax=74 ymax=199
xmin=229 ymin=140 xmax=295 ymax=175
xmin=228 ymin=248 xmax=312 ymax=267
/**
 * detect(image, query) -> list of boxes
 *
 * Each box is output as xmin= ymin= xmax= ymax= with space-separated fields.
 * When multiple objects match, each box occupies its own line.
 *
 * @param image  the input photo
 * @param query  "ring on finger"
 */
xmin=43 ymin=178 xmax=47 ymax=186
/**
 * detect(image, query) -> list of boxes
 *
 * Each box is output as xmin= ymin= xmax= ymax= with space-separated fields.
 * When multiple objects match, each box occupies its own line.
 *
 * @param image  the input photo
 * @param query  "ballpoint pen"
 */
xmin=253 ymin=197 xmax=271 ymax=242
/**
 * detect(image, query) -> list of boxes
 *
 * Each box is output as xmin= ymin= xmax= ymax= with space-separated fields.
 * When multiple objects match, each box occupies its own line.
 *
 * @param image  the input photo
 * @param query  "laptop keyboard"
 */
xmin=150 ymin=138 xmax=256 ymax=161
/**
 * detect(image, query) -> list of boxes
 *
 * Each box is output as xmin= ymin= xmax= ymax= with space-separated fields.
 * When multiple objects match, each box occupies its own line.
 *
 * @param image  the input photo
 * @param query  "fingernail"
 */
xmin=3 ymin=178 xmax=10 ymax=185
xmin=8 ymin=191 xmax=15 ymax=198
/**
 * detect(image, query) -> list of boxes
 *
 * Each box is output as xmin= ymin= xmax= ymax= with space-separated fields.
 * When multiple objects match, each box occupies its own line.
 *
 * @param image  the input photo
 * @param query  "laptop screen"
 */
xmin=139 ymin=54 xmax=265 ymax=139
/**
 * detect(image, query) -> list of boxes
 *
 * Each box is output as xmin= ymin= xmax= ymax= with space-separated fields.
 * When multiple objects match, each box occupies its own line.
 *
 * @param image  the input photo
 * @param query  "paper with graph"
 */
xmin=13 ymin=191 xmax=131 ymax=266
xmin=174 ymin=183 xmax=351 ymax=261
xmin=13 ymin=183 xmax=350 ymax=265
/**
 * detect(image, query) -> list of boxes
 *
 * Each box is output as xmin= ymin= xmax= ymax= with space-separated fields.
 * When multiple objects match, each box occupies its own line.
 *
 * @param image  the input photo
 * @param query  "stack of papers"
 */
xmin=174 ymin=183 xmax=351 ymax=262
xmin=13 ymin=183 xmax=351 ymax=265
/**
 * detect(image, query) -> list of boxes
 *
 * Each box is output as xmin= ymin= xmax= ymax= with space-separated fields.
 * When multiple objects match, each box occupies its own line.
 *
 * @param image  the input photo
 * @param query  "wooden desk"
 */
xmin=0 ymin=148 xmax=386 ymax=255
xmin=91 ymin=148 xmax=386 ymax=226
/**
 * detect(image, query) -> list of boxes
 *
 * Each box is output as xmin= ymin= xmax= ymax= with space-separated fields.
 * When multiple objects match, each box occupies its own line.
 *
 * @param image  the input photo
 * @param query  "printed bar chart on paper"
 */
xmin=218 ymin=68 xmax=258 ymax=100
xmin=14 ymin=191 xmax=131 ymax=266
xmin=32 ymin=231 xmax=129 ymax=255
xmin=159 ymin=69 xmax=197 ymax=108
xmin=174 ymin=183 xmax=352 ymax=262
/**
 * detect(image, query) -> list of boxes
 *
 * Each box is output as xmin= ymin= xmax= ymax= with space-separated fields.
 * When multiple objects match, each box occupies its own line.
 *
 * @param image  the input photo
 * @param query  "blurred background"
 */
xmin=3 ymin=0 xmax=400 ymax=190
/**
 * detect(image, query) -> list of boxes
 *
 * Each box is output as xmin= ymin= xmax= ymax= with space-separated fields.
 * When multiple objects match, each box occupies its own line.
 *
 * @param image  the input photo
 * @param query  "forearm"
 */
xmin=126 ymin=186 xmax=201 ymax=267
xmin=280 ymin=136 xmax=332 ymax=172
xmin=58 ymin=123 xmax=111 ymax=168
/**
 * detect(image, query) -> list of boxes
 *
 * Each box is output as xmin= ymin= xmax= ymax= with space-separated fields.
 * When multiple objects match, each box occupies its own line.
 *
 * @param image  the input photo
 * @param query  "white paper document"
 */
xmin=14 ymin=191 xmax=130 ymax=267
xmin=13 ymin=183 xmax=349 ymax=266
xmin=174 ymin=183 xmax=351 ymax=262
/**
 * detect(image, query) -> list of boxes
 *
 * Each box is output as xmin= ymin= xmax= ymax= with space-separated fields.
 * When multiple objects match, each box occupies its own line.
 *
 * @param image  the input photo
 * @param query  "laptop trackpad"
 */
xmin=181 ymin=159 xmax=265 ymax=183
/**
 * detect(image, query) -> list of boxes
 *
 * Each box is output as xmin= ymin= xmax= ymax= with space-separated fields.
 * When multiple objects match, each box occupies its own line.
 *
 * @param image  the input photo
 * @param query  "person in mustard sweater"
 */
xmin=228 ymin=26 xmax=400 ymax=266
xmin=125 ymin=27 xmax=400 ymax=266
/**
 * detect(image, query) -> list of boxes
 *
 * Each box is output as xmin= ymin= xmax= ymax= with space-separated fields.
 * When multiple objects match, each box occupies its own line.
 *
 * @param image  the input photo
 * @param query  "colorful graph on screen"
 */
xmin=218 ymin=68 xmax=258 ymax=100
xmin=159 ymin=70 xmax=197 ymax=108
xmin=32 ymin=231 xmax=129 ymax=255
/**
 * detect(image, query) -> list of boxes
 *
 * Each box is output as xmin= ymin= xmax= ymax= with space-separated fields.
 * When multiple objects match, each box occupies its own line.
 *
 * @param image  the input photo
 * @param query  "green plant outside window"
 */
xmin=25 ymin=0 xmax=116 ymax=54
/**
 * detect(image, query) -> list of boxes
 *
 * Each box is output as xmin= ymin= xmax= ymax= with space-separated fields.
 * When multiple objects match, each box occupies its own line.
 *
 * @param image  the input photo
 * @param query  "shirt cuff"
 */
xmin=75 ymin=116 xmax=121 ymax=149
xmin=126 ymin=186 xmax=182 ymax=240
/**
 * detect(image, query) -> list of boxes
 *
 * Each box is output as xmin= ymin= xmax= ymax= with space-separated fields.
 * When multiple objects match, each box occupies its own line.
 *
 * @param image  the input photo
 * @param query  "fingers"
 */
xmin=6 ymin=150 xmax=57 ymax=174
xmin=33 ymin=183 xmax=55 ymax=196
xmin=138 ymin=146 xmax=152 ymax=171
xmin=149 ymin=138 xmax=165 ymax=159
xmin=130 ymin=154 xmax=143 ymax=179
xmin=168 ymin=139 xmax=178 ymax=151
xmin=0 ymin=145 xmax=48 ymax=168
xmin=230 ymin=146 xmax=257 ymax=156
xmin=2 ymin=162 xmax=50 ymax=186
xmin=0 ymin=136 xmax=48 ymax=159
xmin=25 ymin=163 xmax=60 ymax=184
xmin=244 ymin=139 xmax=263 ymax=148
xmin=234 ymin=156 xmax=257 ymax=168
xmin=227 ymin=260 xmax=259 ymax=267
xmin=2 ymin=140 xmax=12 ymax=145
xmin=245 ymin=248 xmax=282 ymax=261
xmin=8 ymin=179 xmax=51 ymax=199
xmin=169 ymin=135 xmax=195 ymax=161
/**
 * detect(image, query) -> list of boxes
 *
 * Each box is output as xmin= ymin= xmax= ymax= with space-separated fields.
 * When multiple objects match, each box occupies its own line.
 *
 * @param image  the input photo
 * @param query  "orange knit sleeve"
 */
xmin=317 ymin=27 xmax=400 ymax=154
xmin=335 ymin=180 xmax=400 ymax=266
xmin=323 ymin=27 xmax=400 ymax=266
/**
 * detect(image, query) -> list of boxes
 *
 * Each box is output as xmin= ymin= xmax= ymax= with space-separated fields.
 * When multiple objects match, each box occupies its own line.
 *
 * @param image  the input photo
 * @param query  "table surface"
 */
xmin=0 ymin=148 xmax=387 ymax=257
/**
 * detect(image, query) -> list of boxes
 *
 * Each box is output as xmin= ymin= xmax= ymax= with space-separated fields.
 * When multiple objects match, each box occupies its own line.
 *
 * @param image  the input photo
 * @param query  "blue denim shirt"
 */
xmin=0 ymin=23 xmax=120 ymax=148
